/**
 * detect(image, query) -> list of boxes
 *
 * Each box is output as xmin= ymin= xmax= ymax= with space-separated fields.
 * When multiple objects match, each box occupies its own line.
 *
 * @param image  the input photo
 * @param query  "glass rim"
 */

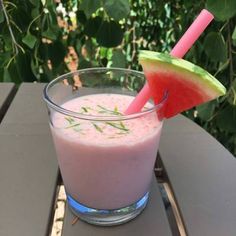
xmin=43 ymin=67 xmax=168 ymax=121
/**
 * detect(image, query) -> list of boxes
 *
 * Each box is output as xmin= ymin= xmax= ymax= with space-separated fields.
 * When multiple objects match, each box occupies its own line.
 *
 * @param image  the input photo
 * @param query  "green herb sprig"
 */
xmin=65 ymin=123 xmax=80 ymax=129
xmin=105 ymin=121 xmax=129 ymax=132
xmin=64 ymin=117 xmax=81 ymax=131
xmin=97 ymin=105 xmax=123 ymax=116
xmin=92 ymin=123 xmax=103 ymax=133
xmin=81 ymin=106 xmax=93 ymax=113
xmin=65 ymin=117 xmax=75 ymax=124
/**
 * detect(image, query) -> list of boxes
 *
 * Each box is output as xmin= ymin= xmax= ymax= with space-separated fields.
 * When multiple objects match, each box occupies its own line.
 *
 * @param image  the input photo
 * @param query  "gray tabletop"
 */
xmin=0 ymin=83 xmax=236 ymax=236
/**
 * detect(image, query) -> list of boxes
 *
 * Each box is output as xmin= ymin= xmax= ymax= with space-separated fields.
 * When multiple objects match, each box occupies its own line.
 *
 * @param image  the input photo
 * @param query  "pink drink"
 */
xmin=50 ymin=94 xmax=162 ymax=210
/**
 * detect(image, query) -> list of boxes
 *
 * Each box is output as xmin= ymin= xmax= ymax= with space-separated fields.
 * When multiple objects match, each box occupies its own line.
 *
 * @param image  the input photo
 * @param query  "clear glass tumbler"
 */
xmin=43 ymin=68 xmax=166 ymax=226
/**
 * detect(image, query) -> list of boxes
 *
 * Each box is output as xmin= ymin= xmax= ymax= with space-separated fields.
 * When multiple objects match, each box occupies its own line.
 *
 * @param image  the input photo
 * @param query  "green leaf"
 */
xmin=3 ymin=59 xmax=23 ymax=84
xmin=214 ymin=59 xmax=230 ymax=76
xmin=8 ymin=61 xmax=23 ymax=84
xmin=99 ymin=47 xmax=112 ymax=59
xmin=0 ymin=69 xmax=3 ymax=82
xmin=41 ymin=64 xmax=53 ymax=82
xmin=111 ymin=49 xmax=126 ymax=68
xmin=232 ymin=26 xmax=236 ymax=47
xmin=79 ymin=0 xmax=101 ymax=18
xmin=196 ymin=100 xmax=216 ymax=121
xmin=84 ymin=16 xmax=102 ymax=38
xmin=29 ymin=0 xmax=40 ymax=7
xmin=216 ymin=104 xmax=236 ymax=132
xmin=15 ymin=52 xmax=36 ymax=82
xmin=228 ymin=79 xmax=236 ymax=106
xmin=47 ymin=4 xmax=58 ymax=25
xmin=203 ymin=32 xmax=227 ymax=62
xmin=3 ymin=68 xmax=11 ymax=82
xmin=84 ymin=39 xmax=94 ymax=58
xmin=48 ymin=41 xmax=67 ymax=68
xmin=30 ymin=59 xmax=40 ymax=80
xmin=0 ymin=52 xmax=11 ymax=67
xmin=96 ymin=21 xmax=123 ymax=48
xmin=67 ymin=31 xmax=79 ymax=46
xmin=31 ymin=8 xmax=40 ymax=18
xmin=75 ymin=39 xmax=82 ymax=56
xmin=206 ymin=0 xmax=236 ymax=21
xmin=22 ymin=33 xmax=37 ymax=49
xmin=0 ymin=10 xmax=4 ymax=24
xmin=78 ymin=59 xmax=92 ymax=69
xmin=42 ymin=25 xmax=60 ymax=41
xmin=103 ymin=0 xmax=130 ymax=21
xmin=77 ymin=10 xmax=87 ymax=25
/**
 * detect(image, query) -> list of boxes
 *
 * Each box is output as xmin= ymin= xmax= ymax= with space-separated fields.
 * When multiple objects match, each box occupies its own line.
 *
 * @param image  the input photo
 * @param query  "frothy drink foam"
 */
xmin=50 ymin=94 xmax=162 ymax=209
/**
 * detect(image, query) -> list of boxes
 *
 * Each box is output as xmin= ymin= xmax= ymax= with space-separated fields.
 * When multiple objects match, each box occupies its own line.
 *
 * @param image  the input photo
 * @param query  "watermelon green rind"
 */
xmin=139 ymin=50 xmax=226 ymax=95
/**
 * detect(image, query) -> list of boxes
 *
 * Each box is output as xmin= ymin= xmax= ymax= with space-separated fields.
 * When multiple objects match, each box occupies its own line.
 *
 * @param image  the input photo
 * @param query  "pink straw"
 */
xmin=125 ymin=9 xmax=214 ymax=115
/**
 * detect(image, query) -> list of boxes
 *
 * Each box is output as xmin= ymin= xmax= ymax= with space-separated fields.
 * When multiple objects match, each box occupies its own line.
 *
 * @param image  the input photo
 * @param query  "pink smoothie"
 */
xmin=50 ymin=94 xmax=162 ymax=210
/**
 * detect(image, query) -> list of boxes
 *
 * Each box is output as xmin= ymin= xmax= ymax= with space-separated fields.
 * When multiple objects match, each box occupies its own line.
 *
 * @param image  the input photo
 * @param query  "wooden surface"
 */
xmin=0 ymin=83 xmax=58 ymax=236
xmin=160 ymin=115 xmax=236 ymax=236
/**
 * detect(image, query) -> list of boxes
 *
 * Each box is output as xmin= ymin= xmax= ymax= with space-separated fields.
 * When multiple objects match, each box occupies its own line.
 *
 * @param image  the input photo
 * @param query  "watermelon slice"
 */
xmin=139 ymin=50 xmax=226 ymax=118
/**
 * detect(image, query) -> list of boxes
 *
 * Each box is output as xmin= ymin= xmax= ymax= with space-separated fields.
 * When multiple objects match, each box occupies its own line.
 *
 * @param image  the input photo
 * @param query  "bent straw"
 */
xmin=125 ymin=9 xmax=214 ymax=115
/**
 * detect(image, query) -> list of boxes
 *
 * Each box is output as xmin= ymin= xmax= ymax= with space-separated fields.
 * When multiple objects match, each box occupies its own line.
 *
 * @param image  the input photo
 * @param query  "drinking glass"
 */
xmin=43 ymin=68 xmax=166 ymax=226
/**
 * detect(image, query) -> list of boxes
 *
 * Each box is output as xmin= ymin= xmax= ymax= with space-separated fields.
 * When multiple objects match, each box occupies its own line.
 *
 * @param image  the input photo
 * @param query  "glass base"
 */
xmin=67 ymin=192 xmax=149 ymax=226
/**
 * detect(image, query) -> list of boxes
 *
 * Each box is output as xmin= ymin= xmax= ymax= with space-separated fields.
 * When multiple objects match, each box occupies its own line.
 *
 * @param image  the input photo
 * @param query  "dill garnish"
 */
xmin=65 ymin=116 xmax=80 ymax=129
xmin=114 ymin=106 xmax=119 ymax=113
xmin=97 ymin=105 xmax=123 ymax=116
xmin=105 ymin=121 xmax=129 ymax=132
xmin=81 ymin=106 xmax=93 ymax=113
xmin=116 ymin=132 xmax=128 ymax=135
xmin=92 ymin=123 xmax=103 ymax=133
xmin=65 ymin=117 xmax=75 ymax=124
xmin=65 ymin=123 xmax=80 ymax=129
xmin=81 ymin=107 xmax=88 ymax=113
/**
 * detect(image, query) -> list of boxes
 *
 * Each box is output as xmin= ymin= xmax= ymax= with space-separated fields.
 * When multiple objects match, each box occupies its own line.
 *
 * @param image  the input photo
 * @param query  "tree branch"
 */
xmin=0 ymin=0 xmax=24 ymax=55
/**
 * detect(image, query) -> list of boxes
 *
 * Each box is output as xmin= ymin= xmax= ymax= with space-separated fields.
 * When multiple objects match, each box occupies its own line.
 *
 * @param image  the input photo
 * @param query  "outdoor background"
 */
xmin=0 ymin=0 xmax=235 ymax=156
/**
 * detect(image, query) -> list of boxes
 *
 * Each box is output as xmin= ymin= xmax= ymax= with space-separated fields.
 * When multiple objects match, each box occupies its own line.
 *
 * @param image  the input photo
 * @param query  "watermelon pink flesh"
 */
xmin=145 ymin=71 xmax=212 ymax=118
xmin=139 ymin=51 xmax=226 ymax=118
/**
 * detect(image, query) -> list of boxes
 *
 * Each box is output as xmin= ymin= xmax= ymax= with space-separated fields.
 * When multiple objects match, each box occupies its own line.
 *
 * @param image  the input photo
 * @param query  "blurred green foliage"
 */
xmin=0 ymin=0 xmax=235 ymax=155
